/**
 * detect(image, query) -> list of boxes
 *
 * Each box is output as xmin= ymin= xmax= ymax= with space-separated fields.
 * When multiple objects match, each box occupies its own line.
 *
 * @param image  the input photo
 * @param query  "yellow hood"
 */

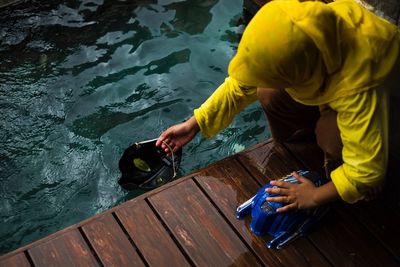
xmin=228 ymin=0 xmax=399 ymax=105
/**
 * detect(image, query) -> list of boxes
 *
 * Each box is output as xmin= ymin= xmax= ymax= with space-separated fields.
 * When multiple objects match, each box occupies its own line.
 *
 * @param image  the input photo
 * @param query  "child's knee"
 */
xmin=257 ymin=88 xmax=283 ymax=110
xmin=315 ymin=108 xmax=343 ymax=159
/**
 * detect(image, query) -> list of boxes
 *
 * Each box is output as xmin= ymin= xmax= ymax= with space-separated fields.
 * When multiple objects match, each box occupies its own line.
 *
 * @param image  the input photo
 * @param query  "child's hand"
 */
xmin=156 ymin=116 xmax=200 ymax=156
xmin=265 ymin=171 xmax=319 ymax=212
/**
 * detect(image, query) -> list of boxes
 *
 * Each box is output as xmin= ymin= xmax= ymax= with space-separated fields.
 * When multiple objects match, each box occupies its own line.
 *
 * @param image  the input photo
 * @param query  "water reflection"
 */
xmin=0 ymin=0 xmax=267 ymax=254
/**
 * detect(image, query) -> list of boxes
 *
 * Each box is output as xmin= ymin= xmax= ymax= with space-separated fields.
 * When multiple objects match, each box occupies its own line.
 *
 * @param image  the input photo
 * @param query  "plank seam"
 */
xmin=270 ymin=143 xmax=308 ymax=174
xmin=311 ymin=207 xmax=399 ymax=266
xmin=192 ymin=177 xmax=267 ymax=267
xmin=280 ymin=142 xmax=318 ymax=172
xmin=235 ymin=157 xmax=264 ymax=187
xmin=23 ymin=250 xmax=35 ymax=267
xmin=339 ymin=206 xmax=400 ymax=264
xmin=279 ymin=143 xmax=381 ymax=266
xmin=271 ymin=143 xmax=338 ymax=266
xmin=111 ymin=212 xmax=150 ymax=267
xmin=77 ymin=227 xmax=104 ymax=267
xmin=281 ymin=141 xmax=400 ymax=262
xmin=145 ymin=197 xmax=196 ymax=267
xmin=235 ymin=149 xmax=335 ymax=267
xmin=298 ymin=237 xmax=335 ymax=267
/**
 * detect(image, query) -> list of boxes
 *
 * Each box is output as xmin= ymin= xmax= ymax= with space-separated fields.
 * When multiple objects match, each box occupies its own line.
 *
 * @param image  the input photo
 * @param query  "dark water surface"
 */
xmin=0 ymin=0 xmax=269 ymax=254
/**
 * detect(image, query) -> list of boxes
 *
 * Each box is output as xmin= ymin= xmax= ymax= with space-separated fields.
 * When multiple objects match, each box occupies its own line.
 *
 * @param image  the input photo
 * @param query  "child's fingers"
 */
xmin=156 ymin=134 xmax=167 ymax=146
xmin=292 ymin=172 xmax=313 ymax=185
xmin=161 ymin=141 xmax=174 ymax=152
xmin=265 ymin=187 xmax=289 ymax=195
xmin=276 ymin=203 xmax=297 ymax=213
xmin=266 ymin=195 xmax=289 ymax=203
xmin=269 ymin=180 xmax=292 ymax=188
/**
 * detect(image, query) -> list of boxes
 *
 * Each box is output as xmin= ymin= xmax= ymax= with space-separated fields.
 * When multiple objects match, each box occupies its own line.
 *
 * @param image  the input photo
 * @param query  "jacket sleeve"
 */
xmin=193 ymin=77 xmax=258 ymax=138
xmin=329 ymin=88 xmax=389 ymax=203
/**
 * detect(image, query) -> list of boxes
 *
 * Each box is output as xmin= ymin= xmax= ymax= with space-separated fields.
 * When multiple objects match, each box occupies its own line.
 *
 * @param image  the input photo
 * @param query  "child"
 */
xmin=156 ymin=0 xmax=399 ymax=211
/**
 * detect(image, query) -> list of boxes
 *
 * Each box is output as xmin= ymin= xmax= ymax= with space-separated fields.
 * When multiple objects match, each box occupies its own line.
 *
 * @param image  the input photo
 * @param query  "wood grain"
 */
xmin=308 ymin=207 xmax=399 ymax=267
xmin=28 ymin=229 xmax=98 ymax=267
xmin=116 ymin=200 xmax=190 ymax=267
xmin=0 ymin=253 xmax=30 ymax=267
xmin=237 ymin=140 xmax=303 ymax=184
xmin=196 ymin=157 xmax=330 ymax=267
xmin=81 ymin=213 xmax=145 ymax=267
xmin=149 ymin=179 xmax=262 ymax=267
xmin=2 ymin=137 xmax=399 ymax=267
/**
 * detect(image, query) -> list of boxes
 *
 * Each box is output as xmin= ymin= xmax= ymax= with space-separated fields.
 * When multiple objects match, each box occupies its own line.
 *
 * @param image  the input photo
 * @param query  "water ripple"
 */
xmin=0 ymin=0 xmax=270 ymax=256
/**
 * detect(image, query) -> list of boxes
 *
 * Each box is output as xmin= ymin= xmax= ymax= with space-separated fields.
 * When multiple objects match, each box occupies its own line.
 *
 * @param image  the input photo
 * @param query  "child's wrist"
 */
xmin=312 ymin=181 xmax=339 ymax=206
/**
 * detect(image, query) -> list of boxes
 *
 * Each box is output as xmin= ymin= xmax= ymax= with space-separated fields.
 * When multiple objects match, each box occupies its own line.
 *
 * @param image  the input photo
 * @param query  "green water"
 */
xmin=0 ymin=0 xmax=268 ymax=254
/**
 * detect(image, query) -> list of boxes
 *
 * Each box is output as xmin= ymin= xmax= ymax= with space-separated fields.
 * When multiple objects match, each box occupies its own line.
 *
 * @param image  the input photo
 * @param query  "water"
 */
xmin=0 ymin=0 xmax=269 ymax=254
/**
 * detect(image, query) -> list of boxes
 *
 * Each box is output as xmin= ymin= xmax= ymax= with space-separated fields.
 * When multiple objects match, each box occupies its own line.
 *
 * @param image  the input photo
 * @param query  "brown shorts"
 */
xmin=257 ymin=88 xmax=343 ymax=159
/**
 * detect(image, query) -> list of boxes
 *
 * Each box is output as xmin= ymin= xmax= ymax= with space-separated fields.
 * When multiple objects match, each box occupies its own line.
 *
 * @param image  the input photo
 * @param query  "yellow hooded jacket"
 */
xmin=193 ymin=0 xmax=399 ymax=203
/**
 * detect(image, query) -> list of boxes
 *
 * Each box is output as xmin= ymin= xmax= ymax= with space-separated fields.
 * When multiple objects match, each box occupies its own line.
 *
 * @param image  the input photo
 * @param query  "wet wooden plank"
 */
xmin=282 ymin=140 xmax=325 ymax=176
xmin=242 ymin=139 xmax=399 ymax=266
xmin=0 ymin=253 xmax=30 ymax=267
xmin=196 ymin=159 xmax=280 ymax=267
xmin=28 ymin=229 xmax=99 ymax=267
xmin=195 ymin=158 xmax=331 ymax=267
xmin=285 ymin=140 xmax=400 ymax=261
xmin=115 ymin=200 xmax=190 ymax=267
xmin=2 ymin=137 xmax=399 ymax=267
xmin=342 ymin=201 xmax=400 ymax=262
xmin=236 ymin=140 xmax=303 ymax=184
xmin=0 ymin=176 xmax=197 ymax=263
xmin=308 ymin=206 xmax=399 ymax=267
xmin=149 ymin=178 xmax=262 ymax=267
xmin=81 ymin=213 xmax=145 ymax=267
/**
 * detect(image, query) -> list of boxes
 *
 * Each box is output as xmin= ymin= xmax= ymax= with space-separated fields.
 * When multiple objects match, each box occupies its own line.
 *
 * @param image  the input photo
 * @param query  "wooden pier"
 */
xmin=1 ymin=0 xmax=400 ymax=265
xmin=1 ymin=139 xmax=399 ymax=267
